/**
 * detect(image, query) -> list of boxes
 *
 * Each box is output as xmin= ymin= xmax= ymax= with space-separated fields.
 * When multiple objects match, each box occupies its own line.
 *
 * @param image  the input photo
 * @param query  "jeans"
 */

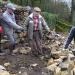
xmin=6 ymin=33 xmax=15 ymax=45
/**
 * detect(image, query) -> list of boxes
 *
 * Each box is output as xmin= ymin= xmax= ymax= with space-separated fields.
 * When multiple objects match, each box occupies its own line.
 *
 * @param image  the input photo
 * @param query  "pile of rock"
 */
xmin=14 ymin=8 xmax=27 ymax=26
xmin=46 ymin=50 xmax=75 ymax=75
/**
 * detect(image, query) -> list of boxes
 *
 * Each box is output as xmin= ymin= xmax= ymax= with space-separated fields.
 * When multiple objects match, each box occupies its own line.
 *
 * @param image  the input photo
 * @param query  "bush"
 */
xmin=56 ymin=19 xmax=72 ymax=32
xmin=41 ymin=12 xmax=58 ymax=30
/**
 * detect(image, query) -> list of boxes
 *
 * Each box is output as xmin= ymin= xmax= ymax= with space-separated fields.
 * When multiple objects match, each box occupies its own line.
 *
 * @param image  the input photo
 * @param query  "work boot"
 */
xmin=13 ymin=45 xmax=15 ymax=50
xmin=0 ymin=50 xmax=5 ymax=55
xmin=30 ymin=50 xmax=38 ymax=57
xmin=9 ymin=45 xmax=16 ymax=56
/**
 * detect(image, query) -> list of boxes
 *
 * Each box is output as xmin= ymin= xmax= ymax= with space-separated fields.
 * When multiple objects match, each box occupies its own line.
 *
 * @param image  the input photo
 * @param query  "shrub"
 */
xmin=41 ymin=12 xmax=72 ymax=32
xmin=41 ymin=12 xmax=58 ymax=30
xmin=56 ymin=19 xmax=72 ymax=32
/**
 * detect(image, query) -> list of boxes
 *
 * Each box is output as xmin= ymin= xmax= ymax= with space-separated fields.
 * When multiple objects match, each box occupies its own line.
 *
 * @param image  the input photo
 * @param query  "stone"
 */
xmin=0 ymin=70 xmax=10 ymax=75
xmin=4 ymin=62 xmax=10 ymax=67
xmin=60 ymin=56 xmax=67 ymax=60
xmin=55 ymin=67 xmax=61 ymax=74
xmin=19 ymin=47 xmax=28 ymax=54
xmin=13 ymin=49 xmax=19 ymax=53
xmin=47 ymin=58 xmax=54 ymax=66
xmin=54 ymin=58 xmax=62 ymax=63
xmin=69 ymin=60 xmax=75 ymax=70
xmin=19 ymin=49 xmax=28 ymax=54
xmin=47 ymin=63 xmax=58 ymax=71
xmin=23 ymin=72 xmax=28 ymax=75
xmin=46 ymin=35 xmax=55 ymax=40
xmin=51 ymin=51 xmax=67 ymax=59
xmin=72 ymin=68 xmax=75 ymax=74
xmin=68 ymin=54 xmax=75 ymax=61
xmin=0 ymin=65 xmax=6 ymax=70
xmin=59 ymin=63 xmax=68 ymax=71
xmin=30 ymin=63 xmax=38 ymax=67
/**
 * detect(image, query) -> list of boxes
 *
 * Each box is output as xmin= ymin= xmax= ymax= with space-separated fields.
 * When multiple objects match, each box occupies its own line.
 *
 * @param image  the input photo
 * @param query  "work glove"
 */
xmin=20 ymin=28 xmax=24 ymax=32
xmin=23 ymin=32 xmax=27 ymax=38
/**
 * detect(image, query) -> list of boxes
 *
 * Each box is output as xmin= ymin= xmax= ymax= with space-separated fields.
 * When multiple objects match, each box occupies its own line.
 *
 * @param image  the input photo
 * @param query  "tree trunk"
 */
xmin=71 ymin=0 xmax=75 ymax=26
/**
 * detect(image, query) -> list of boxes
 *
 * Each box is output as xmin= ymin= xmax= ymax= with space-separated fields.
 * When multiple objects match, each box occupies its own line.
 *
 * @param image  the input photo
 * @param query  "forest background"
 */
xmin=3 ymin=0 xmax=72 ymax=32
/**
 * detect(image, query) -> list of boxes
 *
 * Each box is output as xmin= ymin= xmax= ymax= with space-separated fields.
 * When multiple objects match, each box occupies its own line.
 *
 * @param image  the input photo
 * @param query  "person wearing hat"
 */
xmin=1 ymin=3 xmax=24 ymax=55
xmin=23 ymin=7 xmax=52 ymax=57
xmin=25 ymin=6 xmax=33 ymax=15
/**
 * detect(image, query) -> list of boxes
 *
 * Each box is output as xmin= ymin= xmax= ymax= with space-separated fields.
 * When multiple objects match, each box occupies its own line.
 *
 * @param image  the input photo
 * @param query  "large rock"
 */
xmin=55 ymin=67 xmax=61 ymax=74
xmin=47 ymin=63 xmax=58 ymax=71
xmin=47 ymin=58 xmax=54 ymax=66
xmin=69 ymin=60 xmax=75 ymax=70
xmin=13 ymin=48 xmax=19 ymax=53
xmin=68 ymin=53 xmax=75 ymax=60
xmin=0 ymin=65 xmax=6 ymax=70
xmin=4 ymin=62 xmax=10 ymax=67
xmin=72 ymin=68 xmax=75 ymax=74
xmin=19 ymin=47 xmax=31 ymax=55
xmin=59 ymin=62 xmax=68 ymax=71
xmin=51 ymin=51 xmax=67 ymax=59
xmin=0 ymin=70 xmax=10 ymax=75
xmin=54 ymin=58 xmax=62 ymax=63
xmin=23 ymin=72 xmax=28 ymax=75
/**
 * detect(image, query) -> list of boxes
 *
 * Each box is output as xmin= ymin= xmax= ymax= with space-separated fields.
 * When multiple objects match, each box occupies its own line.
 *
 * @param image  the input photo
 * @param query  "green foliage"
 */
xmin=1 ymin=0 xmax=71 ymax=32
xmin=2 ymin=0 xmax=70 ymax=22
xmin=41 ymin=12 xmax=72 ymax=32
xmin=41 ymin=12 xmax=58 ymax=30
xmin=56 ymin=19 xmax=72 ymax=32
xmin=56 ymin=24 xmax=64 ymax=32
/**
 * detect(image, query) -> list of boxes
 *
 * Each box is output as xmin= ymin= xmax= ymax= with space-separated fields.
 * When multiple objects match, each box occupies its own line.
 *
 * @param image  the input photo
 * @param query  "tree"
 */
xmin=3 ymin=0 xmax=70 ymax=22
xmin=71 ymin=0 xmax=75 ymax=26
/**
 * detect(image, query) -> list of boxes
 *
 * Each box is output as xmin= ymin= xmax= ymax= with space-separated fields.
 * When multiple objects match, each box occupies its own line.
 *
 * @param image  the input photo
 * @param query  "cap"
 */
xmin=25 ymin=6 xmax=31 ymax=11
xmin=34 ymin=7 xmax=41 ymax=12
xmin=6 ymin=3 xmax=16 ymax=10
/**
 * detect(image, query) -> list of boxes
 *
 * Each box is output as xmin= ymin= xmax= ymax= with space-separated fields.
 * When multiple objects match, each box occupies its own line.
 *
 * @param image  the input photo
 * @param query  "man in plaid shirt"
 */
xmin=24 ymin=7 xmax=51 ymax=57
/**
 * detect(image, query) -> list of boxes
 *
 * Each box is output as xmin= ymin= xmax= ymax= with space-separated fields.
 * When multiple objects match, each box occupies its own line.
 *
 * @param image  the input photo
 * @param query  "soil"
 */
xmin=0 ymin=45 xmax=52 ymax=75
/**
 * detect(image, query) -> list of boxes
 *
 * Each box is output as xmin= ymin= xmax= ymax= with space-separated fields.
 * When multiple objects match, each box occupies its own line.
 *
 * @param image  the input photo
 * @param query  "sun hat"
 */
xmin=6 ymin=3 xmax=16 ymax=10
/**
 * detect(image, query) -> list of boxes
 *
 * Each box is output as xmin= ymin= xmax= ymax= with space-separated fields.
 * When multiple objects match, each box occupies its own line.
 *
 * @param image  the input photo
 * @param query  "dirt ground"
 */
xmin=0 ymin=32 xmax=70 ymax=75
xmin=0 ymin=45 xmax=53 ymax=75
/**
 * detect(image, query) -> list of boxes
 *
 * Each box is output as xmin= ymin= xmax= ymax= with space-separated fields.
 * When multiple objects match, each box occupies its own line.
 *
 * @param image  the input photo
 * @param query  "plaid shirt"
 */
xmin=33 ymin=16 xmax=39 ymax=30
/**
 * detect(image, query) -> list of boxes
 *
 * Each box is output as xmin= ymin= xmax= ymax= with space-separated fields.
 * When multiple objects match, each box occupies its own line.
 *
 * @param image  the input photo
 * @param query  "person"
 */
xmin=1 ymin=3 xmax=24 ymax=55
xmin=63 ymin=27 xmax=75 ymax=50
xmin=23 ymin=7 xmax=52 ymax=57
xmin=25 ymin=6 xmax=33 ymax=15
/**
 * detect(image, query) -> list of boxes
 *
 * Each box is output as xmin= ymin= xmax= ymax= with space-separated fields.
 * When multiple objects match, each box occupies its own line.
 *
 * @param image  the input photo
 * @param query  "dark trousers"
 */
xmin=64 ymin=27 xmax=75 ymax=49
xmin=29 ymin=31 xmax=42 ymax=55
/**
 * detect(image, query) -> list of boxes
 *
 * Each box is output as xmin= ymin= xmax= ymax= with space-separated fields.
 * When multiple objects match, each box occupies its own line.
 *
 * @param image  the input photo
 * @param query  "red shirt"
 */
xmin=33 ymin=16 xmax=39 ymax=30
